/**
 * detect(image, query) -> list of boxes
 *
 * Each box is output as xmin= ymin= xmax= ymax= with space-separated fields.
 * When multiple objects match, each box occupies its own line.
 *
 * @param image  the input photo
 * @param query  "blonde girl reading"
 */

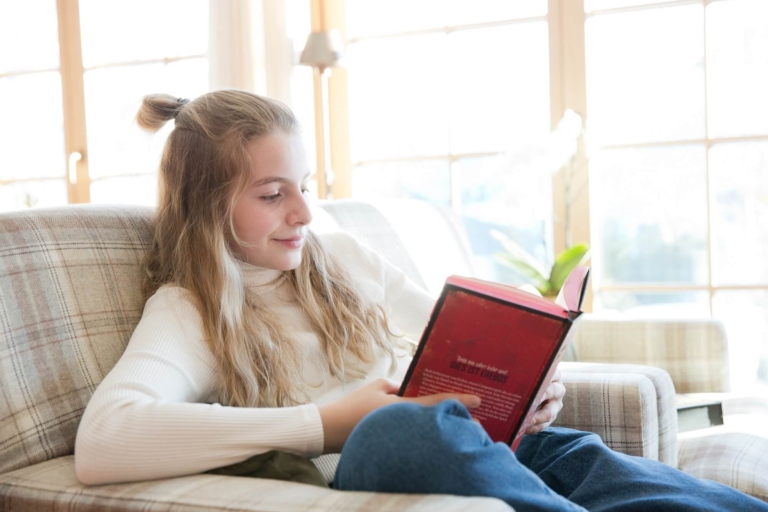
xmin=75 ymin=90 xmax=767 ymax=512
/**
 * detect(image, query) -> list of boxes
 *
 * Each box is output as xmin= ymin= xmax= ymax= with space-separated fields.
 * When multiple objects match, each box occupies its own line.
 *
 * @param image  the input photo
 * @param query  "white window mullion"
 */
xmin=702 ymin=0 xmax=715 ymax=316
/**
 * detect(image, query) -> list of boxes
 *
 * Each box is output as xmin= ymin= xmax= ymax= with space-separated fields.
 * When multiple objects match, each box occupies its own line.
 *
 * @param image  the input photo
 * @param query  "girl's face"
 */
xmin=231 ymin=131 xmax=313 ymax=270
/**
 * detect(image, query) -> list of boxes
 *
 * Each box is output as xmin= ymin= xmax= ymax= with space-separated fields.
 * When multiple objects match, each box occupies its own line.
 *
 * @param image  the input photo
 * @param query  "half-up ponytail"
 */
xmin=136 ymin=94 xmax=188 ymax=133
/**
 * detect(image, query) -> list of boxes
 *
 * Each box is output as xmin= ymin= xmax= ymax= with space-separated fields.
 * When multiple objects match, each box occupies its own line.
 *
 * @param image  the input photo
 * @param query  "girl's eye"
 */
xmin=301 ymin=188 xmax=310 ymax=195
xmin=262 ymin=193 xmax=281 ymax=203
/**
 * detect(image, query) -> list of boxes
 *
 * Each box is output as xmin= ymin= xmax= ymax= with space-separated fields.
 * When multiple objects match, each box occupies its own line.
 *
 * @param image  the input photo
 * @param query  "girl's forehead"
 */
xmin=244 ymin=133 xmax=309 ymax=184
xmin=246 ymin=132 xmax=303 ymax=161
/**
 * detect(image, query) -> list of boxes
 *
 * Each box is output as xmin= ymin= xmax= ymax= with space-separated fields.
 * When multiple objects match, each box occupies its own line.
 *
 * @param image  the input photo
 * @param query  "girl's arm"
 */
xmin=74 ymin=286 xmax=324 ymax=485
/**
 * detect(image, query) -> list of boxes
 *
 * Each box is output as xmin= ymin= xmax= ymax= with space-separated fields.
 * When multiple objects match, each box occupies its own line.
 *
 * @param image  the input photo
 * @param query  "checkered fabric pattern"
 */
xmin=570 ymin=316 xmax=768 ymax=503
xmin=572 ymin=317 xmax=730 ymax=393
xmin=0 ymin=206 xmax=155 ymax=476
xmin=0 ymin=456 xmax=513 ymax=512
xmin=0 ymin=202 xmax=676 ymax=511
xmin=555 ymin=371 xmax=659 ymax=458
xmin=557 ymin=362 xmax=678 ymax=466
xmin=678 ymin=418 xmax=768 ymax=503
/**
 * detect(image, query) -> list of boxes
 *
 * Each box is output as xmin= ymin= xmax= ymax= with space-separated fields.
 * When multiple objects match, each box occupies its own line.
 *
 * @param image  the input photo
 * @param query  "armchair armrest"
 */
xmin=572 ymin=316 xmax=730 ymax=394
xmin=557 ymin=362 xmax=678 ymax=467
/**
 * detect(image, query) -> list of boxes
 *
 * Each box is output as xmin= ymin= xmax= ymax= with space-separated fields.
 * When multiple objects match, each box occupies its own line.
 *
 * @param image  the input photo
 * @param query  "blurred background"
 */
xmin=1 ymin=0 xmax=767 ymax=393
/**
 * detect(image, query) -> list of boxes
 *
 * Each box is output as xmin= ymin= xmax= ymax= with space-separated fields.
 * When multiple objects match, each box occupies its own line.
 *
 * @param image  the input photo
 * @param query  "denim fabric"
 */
xmin=334 ymin=399 xmax=768 ymax=512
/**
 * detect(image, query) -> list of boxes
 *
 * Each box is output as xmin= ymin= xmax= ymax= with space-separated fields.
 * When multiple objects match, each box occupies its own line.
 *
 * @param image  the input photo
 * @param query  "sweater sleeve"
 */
xmin=74 ymin=286 xmax=325 ymax=486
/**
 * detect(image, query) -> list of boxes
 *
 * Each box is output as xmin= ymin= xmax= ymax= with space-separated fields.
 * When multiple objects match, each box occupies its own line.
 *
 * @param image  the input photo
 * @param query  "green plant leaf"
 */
xmin=490 ymin=230 xmax=553 ymax=294
xmin=490 ymin=229 xmax=550 ymax=278
xmin=549 ymin=243 xmax=590 ymax=291
xmin=493 ymin=253 xmax=552 ymax=293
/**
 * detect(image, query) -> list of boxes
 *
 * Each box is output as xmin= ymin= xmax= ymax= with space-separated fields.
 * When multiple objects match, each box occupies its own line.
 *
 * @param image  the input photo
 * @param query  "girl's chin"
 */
xmin=276 ymin=257 xmax=303 ymax=271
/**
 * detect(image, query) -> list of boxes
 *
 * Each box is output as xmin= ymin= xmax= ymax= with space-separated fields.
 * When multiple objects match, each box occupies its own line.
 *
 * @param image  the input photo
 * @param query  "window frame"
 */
xmin=311 ymin=0 xmax=768 ymax=315
xmin=0 ymin=0 xmax=240 ymax=208
xmin=315 ymin=0 xmax=594 ymax=308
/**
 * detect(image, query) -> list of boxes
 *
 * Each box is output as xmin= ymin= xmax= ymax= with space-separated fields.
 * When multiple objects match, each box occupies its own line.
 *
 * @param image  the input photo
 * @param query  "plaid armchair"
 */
xmin=0 ymin=200 xmax=677 ymax=511
xmin=574 ymin=316 xmax=768 ymax=502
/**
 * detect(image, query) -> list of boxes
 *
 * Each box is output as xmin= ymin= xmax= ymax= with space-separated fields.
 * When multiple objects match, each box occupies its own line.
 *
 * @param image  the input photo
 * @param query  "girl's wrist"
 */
xmin=317 ymin=403 xmax=343 ymax=454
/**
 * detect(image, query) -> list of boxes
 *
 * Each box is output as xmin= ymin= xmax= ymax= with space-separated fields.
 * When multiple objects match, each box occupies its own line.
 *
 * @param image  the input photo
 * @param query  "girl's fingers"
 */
xmin=534 ymin=406 xmax=555 ymax=425
xmin=526 ymin=398 xmax=564 ymax=434
xmin=552 ymin=381 xmax=566 ymax=399
xmin=542 ymin=381 xmax=566 ymax=403
xmin=526 ymin=409 xmax=553 ymax=434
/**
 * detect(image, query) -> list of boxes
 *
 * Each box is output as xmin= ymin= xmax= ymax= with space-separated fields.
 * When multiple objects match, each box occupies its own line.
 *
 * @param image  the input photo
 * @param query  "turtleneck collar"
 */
xmin=236 ymin=259 xmax=285 ymax=291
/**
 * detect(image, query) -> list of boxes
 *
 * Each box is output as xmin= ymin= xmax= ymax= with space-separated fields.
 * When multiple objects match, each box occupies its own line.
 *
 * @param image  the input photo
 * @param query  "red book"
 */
xmin=398 ymin=266 xmax=590 ymax=451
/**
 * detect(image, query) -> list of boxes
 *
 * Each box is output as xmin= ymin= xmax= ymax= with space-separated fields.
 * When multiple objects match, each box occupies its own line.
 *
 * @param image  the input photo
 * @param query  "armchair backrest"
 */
xmin=312 ymin=199 xmax=476 ymax=295
xmin=0 ymin=199 xmax=475 ymax=475
xmin=0 ymin=205 xmax=154 ymax=475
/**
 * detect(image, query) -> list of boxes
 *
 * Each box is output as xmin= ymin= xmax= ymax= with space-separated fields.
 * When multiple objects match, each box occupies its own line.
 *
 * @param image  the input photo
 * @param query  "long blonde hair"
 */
xmin=137 ymin=90 xmax=400 ymax=408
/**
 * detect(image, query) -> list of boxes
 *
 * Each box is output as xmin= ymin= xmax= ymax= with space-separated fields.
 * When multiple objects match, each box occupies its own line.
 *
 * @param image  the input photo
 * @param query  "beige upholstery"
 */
xmin=573 ymin=315 xmax=768 ymax=502
xmin=573 ymin=317 xmax=730 ymax=393
xmin=0 ymin=200 xmax=676 ymax=511
xmin=558 ymin=362 xmax=678 ymax=467
xmin=0 ymin=456 xmax=512 ymax=512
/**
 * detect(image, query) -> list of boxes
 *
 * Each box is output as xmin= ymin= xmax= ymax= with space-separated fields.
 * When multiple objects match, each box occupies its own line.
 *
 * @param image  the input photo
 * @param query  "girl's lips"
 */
xmin=274 ymin=237 xmax=304 ymax=249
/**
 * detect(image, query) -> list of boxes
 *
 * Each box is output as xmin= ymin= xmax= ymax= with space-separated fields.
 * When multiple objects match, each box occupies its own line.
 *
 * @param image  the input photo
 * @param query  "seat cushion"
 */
xmin=678 ymin=416 xmax=768 ymax=503
xmin=0 ymin=456 xmax=512 ymax=512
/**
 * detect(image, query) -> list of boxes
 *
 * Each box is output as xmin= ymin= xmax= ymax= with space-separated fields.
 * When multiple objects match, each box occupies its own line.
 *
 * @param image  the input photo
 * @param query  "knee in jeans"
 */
xmin=337 ymin=400 xmax=489 ymax=491
xmin=342 ymin=402 xmax=423 ymax=456
xmin=567 ymin=430 xmax=611 ymax=458
xmin=350 ymin=402 xmax=422 ymax=442
xmin=344 ymin=399 xmax=482 ymax=458
xmin=538 ymin=428 xmax=609 ymax=457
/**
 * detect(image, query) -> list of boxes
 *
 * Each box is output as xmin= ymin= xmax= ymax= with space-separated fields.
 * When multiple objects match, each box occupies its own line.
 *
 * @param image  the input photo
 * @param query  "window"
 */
xmin=585 ymin=0 xmax=768 ymax=392
xmin=0 ymin=0 xmax=209 ymax=210
xmin=309 ymin=0 xmax=768 ymax=392
xmin=344 ymin=0 xmax=553 ymax=283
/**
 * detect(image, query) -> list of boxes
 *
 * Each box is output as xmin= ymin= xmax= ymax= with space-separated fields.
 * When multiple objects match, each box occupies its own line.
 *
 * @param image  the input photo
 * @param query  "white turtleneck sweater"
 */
xmin=74 ymin=232 xmax=436 ymax=486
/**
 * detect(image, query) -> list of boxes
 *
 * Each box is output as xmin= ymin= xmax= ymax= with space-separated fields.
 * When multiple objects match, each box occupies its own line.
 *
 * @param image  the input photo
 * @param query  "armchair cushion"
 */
xmin=678 ymin=423 xmax=768 ymax=503
xmin=0 ymin=456 xmax=513 ymax=512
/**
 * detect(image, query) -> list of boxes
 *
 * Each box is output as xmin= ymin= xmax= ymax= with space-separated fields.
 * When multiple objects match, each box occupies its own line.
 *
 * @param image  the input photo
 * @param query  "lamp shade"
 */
xmin=299 ymin=30 xmax=346 ymax=69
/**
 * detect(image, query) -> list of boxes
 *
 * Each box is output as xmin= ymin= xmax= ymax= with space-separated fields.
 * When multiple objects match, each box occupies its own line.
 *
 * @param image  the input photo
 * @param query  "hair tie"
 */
xmin=172 ymin=98 xmax=190 ymax=119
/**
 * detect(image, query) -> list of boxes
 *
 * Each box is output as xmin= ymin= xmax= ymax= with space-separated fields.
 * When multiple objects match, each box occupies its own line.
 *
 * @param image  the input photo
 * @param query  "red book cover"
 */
xmin=398 ymin=266 xmax=590 ymax=450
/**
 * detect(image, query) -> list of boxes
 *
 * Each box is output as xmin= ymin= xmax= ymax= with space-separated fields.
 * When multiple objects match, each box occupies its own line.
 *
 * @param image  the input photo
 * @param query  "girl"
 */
xmin=75 ymin=90 xmax=766 ymax=512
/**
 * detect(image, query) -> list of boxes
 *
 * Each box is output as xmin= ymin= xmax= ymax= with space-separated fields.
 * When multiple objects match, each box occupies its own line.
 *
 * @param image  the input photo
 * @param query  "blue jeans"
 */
xmin=334 ymin=400 xmax=768 ymax=512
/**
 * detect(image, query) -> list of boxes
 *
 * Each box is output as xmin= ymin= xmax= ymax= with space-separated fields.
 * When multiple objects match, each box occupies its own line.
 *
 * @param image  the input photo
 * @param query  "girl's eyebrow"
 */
xmin=251 ymin=172 xmax=311 ymax=188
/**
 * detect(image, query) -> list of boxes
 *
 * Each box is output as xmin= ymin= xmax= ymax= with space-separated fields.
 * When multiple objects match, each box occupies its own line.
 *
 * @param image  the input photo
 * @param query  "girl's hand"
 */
xmin=525 ymin=368 xmax=566 ymax=434
xmin=317 ymin=378 xmax=481 ymax=454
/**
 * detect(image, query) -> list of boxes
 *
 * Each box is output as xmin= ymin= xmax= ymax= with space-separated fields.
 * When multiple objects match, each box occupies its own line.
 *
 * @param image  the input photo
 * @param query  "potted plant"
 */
xmin=493 ymin=109 xmax=590 ymax=299
xmin=492 ymin=230 xmax=590 ymax=299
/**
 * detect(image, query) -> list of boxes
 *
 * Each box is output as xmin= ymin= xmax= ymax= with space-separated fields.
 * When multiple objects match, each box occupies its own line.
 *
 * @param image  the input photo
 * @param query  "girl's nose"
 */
xmin=289 ymin=193 xmax=313 ymax=226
